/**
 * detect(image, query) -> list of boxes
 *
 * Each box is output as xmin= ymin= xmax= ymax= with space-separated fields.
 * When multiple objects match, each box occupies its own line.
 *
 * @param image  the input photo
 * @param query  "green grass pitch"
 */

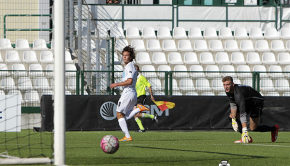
xmin=1 ymin=130 xmax=290 ymax=165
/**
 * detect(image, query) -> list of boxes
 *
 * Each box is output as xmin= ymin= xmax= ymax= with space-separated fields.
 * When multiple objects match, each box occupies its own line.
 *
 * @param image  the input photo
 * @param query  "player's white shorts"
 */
xmin=116 ymin=91 xmax=137 ymax=116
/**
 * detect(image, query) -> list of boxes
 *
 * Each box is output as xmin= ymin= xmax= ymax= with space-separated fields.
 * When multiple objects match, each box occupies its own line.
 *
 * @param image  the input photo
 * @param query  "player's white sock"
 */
xmin=126 ymin=108 xmax=140 ymax=120
xmin=118 ymin=118 xmax=130 ymax=138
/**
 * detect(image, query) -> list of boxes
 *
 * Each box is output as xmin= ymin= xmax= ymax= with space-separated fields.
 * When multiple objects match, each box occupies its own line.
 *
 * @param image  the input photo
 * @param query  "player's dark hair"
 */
xmin=222 ymin=76 xmax=233 ymax=82
xmin=122 ymin=45 xmax=135 ymax=61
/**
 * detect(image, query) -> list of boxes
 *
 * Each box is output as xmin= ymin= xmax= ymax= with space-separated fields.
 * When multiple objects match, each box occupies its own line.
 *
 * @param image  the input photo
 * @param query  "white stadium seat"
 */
xmin=275 ymin=79 xmax=290 ymax=92
xmin=264 ymin=27 xmax=280 ymax=40
xmin=189 ymin=65 xmax=205 ymax=78
xmin=1 ymin=77 xmax=16 ymax=90
xmin=23 ymin=90 xmax=40 ymax=104
xmin=65 ymin=51 xmax=74 ymax=64
xmin=0 ymin=64 xmax=9 ymax=76
xmin=126 ymin=27 xmax=141 ymax=39
xmin=157 ymin=27 xmax=172 ymax=39
xmin=16 ymin=39 xmax=30 ymax=50
xmin=205 ymin=65 xmax=220 ymax=78
xmin=152 ymin=52 xmax=167 ymax=65
xmin=220 ymin=65 xmax=236 ymax=77
xmin=172 ymin=79 xmax=180 ymax=91
xmin=110 ymin=27 xmax=125 ymax=38
xmin=5 ymin=50 xmax=21 ymax=63
xmin=224 ymin=40 xmax=239 ymax=52
xmin=188 ymin=27 xmax=203 ymax=39
xmin=33 ymin=77 xmax=50 ymax=90
xmin=177 ymin=40 xmax=193 ymax=51
xmin=29 ymin=64 xmax=44 ymax=77
xmin=162 ymin=40 xmax=177 ymax=51
xmin=17 ymin=77 xmax=33 ymax=91
xmin=280 ymin=27 xmax=290 ymax=40
xmin=65 ymin=64 xmax=77 ymax=77
xmin=115 ymin=39 xmax=129 ymax=52
xmin=173 ymin=65 xmax=189 ymax=78
xmin=33 ymin=39 xmax=48 ymax=50
xmin=236 ymin=65 xmax=252 ymax=78
xmin=255 ymin=40 xmax=270 ymax=52
xmin=148 ymin=78 xmax=162 ymax=91
xmin=183 ymin=52 xmax=199 ymax=65
xmin=195 ymin=78 xmax=212 ymax=91
xmin=286 ymin=40 xmax=290 ymax=51
xmin=271 ymin=40 xmax=285 ymax=52
xmin=211 ymin=78 xmax=224 ymax=92
xmin=11 ymin=64 xmax=27 ymax=77
xmin=260 ymin=78 xmax=275 ymax=92
xmin=219 ymin=27 xmax=233 ymax=39
xmin=215 ymin=52 xmax=230 ymax=65
xmin=168 ymin=52 xmax=183 ymax=65
xmin=185 ymin=91 xmax=199 ymax=96
xmin=0 ymin=53 xmax=3 ymax=62
xmin=234 ymin=27 xmax=248 ymax=39
xmin=157 ymin=65 xmax=171 ymax=77
xmin=23 ymin=51 xmax=38 ymax=64
xmin=142 ymin=65 xmax=157 ymax=78
xmin=7 ymin=90 xmax=22 ymax=102
xmin=45 ymin=64 xmax=54 ymax=77
xmin=277 ymin=52 xmax=290 ymax=64
xmin=40 ymin=50 xmax=54 ymax=63
xmin=231 ymin=52 xmax=246 ymax=65
xmin=67 ymin=77 xmax=77 ymax=92
xmin=193 ymin=40 xmax=208 ymax=51
xmin=147 ymin=39 xmax=162 ymax=51
xmin=252 ymin=65 xmax=268 ymax=77
xmin=142 ymin=27 xmax=156 ymax=39
xmin=199 ymin=52 xmax=215 ymax=65
xmin=97 ymin=27 xmax=109 ymax=39
xmin=131 ymin=39 xmax=146 ymax=52
xmin=268 ymin=65 xmax=283 ymax=78
xmin=136 ymin=52 xmax=151 ymax=65
xmin=262 ymin=52 xmax=277 ymax=65
xmin=284 ymin=65 xmax=290 ymax=78
xmin=264 ymin=92 xmax=280 ymax=96
xmin=179 ymin=78 xmax=195 ymax=91
xmin=243 ymin=78 xmax=253 ymax=86
xmin=204 ymin=27 xmax=218 ymax=39
xmin=246 ymin=52 xmax=262 ymax=65
xmin=249 ymin=27 xmax=264 ymax=40
xmin=173 ymin=27 xmax=187 ymax=39
xmin=0 ymin=38 xmax=13 ymax=49
xmin=240 ymin=40 xmax=255 ymax=52
xmin=200 ymin=91 xmax=215 ymax=96
xmin=208 ymin=40 xmax=224 ymax=51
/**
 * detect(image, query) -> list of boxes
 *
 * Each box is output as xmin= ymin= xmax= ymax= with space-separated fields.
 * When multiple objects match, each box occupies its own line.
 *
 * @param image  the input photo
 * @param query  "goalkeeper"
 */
xmin=134 ymin=64 xmax=158 ymax=132
xmin=222 ymin=76 xmax=279 ymax=144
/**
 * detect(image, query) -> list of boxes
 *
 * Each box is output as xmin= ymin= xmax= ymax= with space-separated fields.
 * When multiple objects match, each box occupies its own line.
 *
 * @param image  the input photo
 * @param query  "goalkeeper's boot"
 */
xmin=234 ymin=136 xmax=253 ymax=144
xmin=137 ymin=129 xmax=146 ymax=132
xmin=271 ymin=124 xmax=279 ymax=142
xmin=137 ymin=104 xmax=149 ymax=112
xmin=119 ymin=136 xmax=133 ymax=142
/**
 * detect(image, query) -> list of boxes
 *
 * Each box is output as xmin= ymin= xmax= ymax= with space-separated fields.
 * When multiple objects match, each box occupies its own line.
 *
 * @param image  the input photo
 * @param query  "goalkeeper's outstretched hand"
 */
xmin=232 ymin=118 xmax=238 ymax=132
xmin=241 ymin=128 xmax=251 ymax=143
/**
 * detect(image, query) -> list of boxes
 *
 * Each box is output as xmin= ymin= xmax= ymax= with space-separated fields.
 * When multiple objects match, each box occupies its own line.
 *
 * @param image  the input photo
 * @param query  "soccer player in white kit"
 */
xmin=110 ymin=46 xmax=149 ymax=141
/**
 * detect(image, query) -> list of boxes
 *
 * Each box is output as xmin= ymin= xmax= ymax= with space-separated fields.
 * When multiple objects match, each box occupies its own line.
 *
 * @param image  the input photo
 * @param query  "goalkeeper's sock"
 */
xmin=242 ymin=127 xmax=248 ymax=133
xmin=254 ymin=125 xmax=276 ymax=132
xmin=135 ymin=117 xmax=145 ymax=131
xmin=142 ymin=113 xmax=154 ymax=119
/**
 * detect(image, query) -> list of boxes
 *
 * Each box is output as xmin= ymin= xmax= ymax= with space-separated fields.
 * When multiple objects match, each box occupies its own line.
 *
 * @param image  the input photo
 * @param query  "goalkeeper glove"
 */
xmin=241 ymin=127 xmax=251 ymax=143
xmin=232 ymin=118 xmax=238 ymax=132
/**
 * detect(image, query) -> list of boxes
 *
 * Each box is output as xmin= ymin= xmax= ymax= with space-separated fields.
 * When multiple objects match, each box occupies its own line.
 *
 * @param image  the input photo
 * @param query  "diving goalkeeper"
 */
xmin=222 ymin=76 xmax=279 ymax=144
xmin=134 ymin=64 xmax=158 ymax=132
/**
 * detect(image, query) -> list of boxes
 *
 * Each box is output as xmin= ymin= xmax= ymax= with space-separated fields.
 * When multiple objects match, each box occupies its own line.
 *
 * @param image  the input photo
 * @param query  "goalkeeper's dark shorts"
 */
xmin=137 ymin=95 xmax=146 ymax=105
xmin=246 ymin=100 xmax=264 ymax=119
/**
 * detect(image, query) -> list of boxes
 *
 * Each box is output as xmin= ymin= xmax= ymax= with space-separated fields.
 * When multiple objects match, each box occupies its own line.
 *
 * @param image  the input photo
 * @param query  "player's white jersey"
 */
xmin=122 ymin=61 xmax=138 ymax=94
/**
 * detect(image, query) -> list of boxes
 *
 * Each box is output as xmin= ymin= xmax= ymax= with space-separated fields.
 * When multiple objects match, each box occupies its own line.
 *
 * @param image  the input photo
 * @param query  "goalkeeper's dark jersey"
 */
xmin=226 ymin=84 xmax=264 ymax=119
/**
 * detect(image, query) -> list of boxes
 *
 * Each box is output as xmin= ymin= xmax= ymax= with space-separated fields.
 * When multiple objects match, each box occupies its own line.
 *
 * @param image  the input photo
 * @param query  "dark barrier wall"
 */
xmin=40 ymin=95 xmax=290 ymax=131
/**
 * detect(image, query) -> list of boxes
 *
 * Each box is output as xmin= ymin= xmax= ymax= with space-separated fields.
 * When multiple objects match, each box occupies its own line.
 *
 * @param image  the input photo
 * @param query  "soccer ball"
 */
xmin=100 ymin=135 xmax=119 ymax=154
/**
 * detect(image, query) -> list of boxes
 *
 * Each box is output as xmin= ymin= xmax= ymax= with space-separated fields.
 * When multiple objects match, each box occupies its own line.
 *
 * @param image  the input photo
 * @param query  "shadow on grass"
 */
xmin=133 ymin=145 xmax=267 ymax=159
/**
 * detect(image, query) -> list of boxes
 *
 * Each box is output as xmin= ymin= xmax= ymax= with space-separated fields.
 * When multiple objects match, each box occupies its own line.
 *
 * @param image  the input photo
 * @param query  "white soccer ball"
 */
xmin=100 ymin=135 xmax=119 ymax=154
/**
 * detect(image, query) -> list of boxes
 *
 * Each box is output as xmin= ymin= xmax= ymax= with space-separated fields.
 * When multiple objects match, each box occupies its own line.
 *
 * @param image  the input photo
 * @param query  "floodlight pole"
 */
xmin=54 ymin=0 xmax=66 ymax=165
